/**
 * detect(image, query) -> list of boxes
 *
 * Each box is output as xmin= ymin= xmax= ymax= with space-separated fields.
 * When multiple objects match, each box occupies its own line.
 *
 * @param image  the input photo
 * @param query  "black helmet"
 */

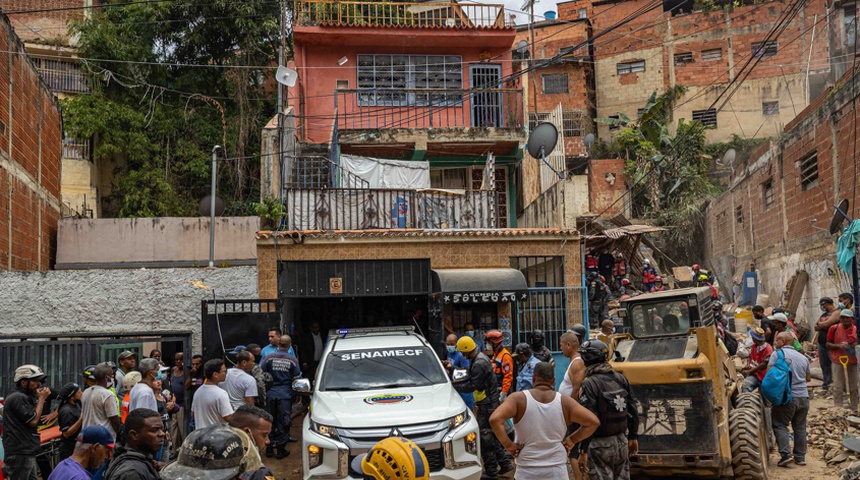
xmin=530 ymin=329 xmax=544 ymax=341
xmin=571 ymin=324 xmax=587 ymax=339
xmin=160 ymin=424 xmax=248 ymax=480
xmin=514 ymin=343 xmax=532 ymax=357
xmin=580 ymin=340 xmax=609 ymax=367
xmin=712 ymin=300 xmax=723 ymax=310
xmin=83 ymin=365 xmax=97 ymax=381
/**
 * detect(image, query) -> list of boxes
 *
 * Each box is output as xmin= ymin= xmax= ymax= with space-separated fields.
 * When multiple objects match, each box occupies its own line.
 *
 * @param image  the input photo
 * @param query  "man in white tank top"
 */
xmin=560 ymin=331 xmax=587 ymax=480
xmin=489 ymin=362 xmax=599 ymax=480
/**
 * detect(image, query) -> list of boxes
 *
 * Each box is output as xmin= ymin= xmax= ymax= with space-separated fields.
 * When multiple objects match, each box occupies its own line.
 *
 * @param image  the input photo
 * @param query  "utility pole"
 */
xmin=277 ymin=0 xmax=287 ymax=201
xmin=209 ymin=145 xmax=222 ymax=268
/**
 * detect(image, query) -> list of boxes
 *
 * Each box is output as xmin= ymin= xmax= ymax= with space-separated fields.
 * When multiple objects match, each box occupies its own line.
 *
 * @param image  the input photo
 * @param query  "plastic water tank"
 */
xmin=544 ymin=11 xmax=557 ymax=19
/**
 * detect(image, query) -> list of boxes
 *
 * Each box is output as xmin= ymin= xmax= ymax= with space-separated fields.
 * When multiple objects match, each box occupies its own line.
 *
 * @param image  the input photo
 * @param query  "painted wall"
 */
xmin=0 ymin=266 xmax=259 ymax=352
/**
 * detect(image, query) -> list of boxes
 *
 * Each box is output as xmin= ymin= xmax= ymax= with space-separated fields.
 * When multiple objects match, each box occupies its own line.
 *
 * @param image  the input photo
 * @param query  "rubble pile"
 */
xmin=808 ymin=407 xmax=860 ymax=472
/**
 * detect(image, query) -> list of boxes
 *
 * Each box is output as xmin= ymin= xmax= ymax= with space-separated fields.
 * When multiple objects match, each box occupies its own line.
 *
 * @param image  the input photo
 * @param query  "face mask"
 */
xmin=156 ymin=371 xmax=166 ymax=381
xmin=464 ymin=330 xmax=474 ymax=338
xmin=839 ymin=302 xmax=846 ymax=309
xmin=446 ymin=345 xmax=458 ymax=354
xmin=612 ymin=327 xmax=617 ymax=334
xmin=820 ymin=305 xmax=827 ymax=312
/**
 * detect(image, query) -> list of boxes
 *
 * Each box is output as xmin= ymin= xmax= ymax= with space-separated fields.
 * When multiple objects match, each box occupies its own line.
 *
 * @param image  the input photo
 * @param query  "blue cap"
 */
xmin=228 ymin=345 xmax=247 ymax=355
xmin=79 ymin=425 xmax=115 ymax=447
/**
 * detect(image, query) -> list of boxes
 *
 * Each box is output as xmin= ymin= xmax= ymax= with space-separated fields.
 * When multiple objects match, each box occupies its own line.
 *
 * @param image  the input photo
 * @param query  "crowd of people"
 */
xmin=0 ymin=324 xmax=317 ymax=480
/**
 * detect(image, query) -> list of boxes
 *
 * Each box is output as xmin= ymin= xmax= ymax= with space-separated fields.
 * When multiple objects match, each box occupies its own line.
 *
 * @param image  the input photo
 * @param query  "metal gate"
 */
xmin=202 ymin=299 xmax=282 ymax=360
xmin=469 ymin=64 xmax=502 ymax=127
xmin=0 ymin=332 xmax=191 ymax=396
xmin=515 ymin=287 xmax=588 ymax=352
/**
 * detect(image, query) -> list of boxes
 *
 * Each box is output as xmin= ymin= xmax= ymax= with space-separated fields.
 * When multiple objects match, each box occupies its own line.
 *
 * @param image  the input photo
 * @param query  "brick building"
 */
xmin=703 ymin=65 xmax=860 ymax=326
xmin=2 ymin=0 xmax=98 ymax=218
xmin=582 ymin=0 xmax=835 ymax=143
xmin=0 ymin=13 xmax=64 ymax=270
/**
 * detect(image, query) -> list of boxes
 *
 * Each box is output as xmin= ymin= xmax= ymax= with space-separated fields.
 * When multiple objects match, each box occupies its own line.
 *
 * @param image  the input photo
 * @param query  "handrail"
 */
xmin=294 ymin=0 xmax=509 ymax=28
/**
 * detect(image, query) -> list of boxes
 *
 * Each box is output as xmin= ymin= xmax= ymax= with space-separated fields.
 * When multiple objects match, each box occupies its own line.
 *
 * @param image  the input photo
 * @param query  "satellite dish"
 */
xmin=527 ymin=122 xmax=558 ymax=160
xmin=722 ymin=148 xmax=736 ymax=167
xmin=200 ymin=196 xmax=226 ymax=217
xmin=583 ymin=133 xmax=595 ymax=148
xmin=515 ymin=40 xmax=529 ymax=55
xmin=829 ymin=199 xmax=851 ymax=235
xmin=275 ymin=65 xmax=298 ymax=87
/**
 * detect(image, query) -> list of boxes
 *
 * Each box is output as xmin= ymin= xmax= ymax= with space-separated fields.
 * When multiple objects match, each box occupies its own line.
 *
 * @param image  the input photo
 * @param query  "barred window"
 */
xmin=617 ymin=60 xmax=645 ymax=75
xmin=542 ymin=74 xmax=568 ymax=94
xmin=356 ymin=54 xmax=463 ymax=106
xmin=762 ymin=179 xmax=775 ymax=210
xmin=692 ymin=108 xmax=717 ymax=127
xmin=799 ymin=152 xmax=819 ymax=191
xmin=701 ymin=48 xmax=723 ymax=62
xmin=751 ymin=41 xmax=778 ymax=58
xmin=674 ymin=52 xmax=693 ymax=66
xmin=762 ymin=101 xmax=779 ymax=116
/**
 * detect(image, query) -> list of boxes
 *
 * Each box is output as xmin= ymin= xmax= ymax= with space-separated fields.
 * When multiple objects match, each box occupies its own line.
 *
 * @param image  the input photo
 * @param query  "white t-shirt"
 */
xmin=220 ymin=368 xmax=258 ymax=409
xmin=128 ymin=382 xmax=157 ymax=412
xmin=192 ymin=383 xmax=234 ymax=428
xmin=81 ymin=385 xmax=119 ymax=438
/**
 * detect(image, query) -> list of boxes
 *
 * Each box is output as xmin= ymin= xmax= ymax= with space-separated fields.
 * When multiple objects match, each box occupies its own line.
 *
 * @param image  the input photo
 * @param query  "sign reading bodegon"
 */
xmin=444 ymin=292 xmax=528 ymax=304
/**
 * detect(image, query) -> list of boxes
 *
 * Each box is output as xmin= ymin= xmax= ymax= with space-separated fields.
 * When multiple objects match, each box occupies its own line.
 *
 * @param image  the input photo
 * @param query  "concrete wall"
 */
xmin=518 ymin=176 xmax=588 ymax=229
xmin=704 ymin=67 xmax=860 ymax=327
xmin=0 ymin=266 xmax=258 ymax=352
xmin=56 ymin=217 xmax=260 ymax=268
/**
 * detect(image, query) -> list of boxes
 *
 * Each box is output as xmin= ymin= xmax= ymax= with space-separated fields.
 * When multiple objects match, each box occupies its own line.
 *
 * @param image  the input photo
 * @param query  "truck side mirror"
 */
xmin=617 ymin=308 xmax=628 ymax=318
xmin=452 ymin=369 xmax=469 ymax=383
xmin=292 ymin=378 xmax=313 ymax=395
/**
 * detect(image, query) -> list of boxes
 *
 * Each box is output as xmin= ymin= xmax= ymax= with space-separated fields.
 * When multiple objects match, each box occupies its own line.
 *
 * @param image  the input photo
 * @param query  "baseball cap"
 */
xmin=228 ymin=345 xmax=247 ymax=355
xmin=768 ymin=313 xmax=788 ymax=324
xmin=79 ymin=425 xmax=115 ymax=448
xmin=58 ymin=382 xmax=81 ymax=402
xmin=750 ymin=328 xmax=765 ymax=342
xmin=841 ymin=309 xmax=855 ymax=318
xmin=117 ymin=350 xmax=136 ymax=360
xmin=161 ymin=425 xmax=247 ymax=480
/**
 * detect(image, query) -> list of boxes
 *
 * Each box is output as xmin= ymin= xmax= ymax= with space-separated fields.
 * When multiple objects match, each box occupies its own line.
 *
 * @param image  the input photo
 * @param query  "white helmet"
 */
xmin=643 ymin=259 xmax=650 ymax=265
xmin=14 ymin=364 xmax=46 ymax=383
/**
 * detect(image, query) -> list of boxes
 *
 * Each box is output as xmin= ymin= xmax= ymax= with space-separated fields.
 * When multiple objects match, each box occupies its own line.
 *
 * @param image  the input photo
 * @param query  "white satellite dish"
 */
xmin=722 ymin=148 xmax=736 ymax=167
xmin=275 ymin=65 xmax=298 ymax=87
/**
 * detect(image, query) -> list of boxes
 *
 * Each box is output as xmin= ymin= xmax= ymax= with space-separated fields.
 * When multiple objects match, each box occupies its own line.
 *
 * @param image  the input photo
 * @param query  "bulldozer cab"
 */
xmin=611 ymin=287 xmax=768 ymax=480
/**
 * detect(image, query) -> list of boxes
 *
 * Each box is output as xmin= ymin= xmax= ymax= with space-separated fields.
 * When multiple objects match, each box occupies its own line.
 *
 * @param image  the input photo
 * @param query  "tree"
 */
xmin=597 ymin=87 xmax=720 ymax=263
xmin=64 ymin=0 xmax=282 ymax=217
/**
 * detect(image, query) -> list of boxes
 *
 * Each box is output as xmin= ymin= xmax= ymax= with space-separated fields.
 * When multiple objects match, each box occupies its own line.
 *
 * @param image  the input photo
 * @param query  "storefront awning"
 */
xmin=431 ymin=268 xmax=528 ymax=304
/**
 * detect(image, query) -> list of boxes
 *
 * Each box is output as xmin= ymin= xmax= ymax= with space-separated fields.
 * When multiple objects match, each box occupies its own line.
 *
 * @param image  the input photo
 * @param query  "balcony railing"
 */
xmin=294 ymin=1 xmax=509 ymax=29
xmin=335 ymin=88 xmax=523 ymax=130
xmin=62 ymin=138 xmax=91 ymax=161
xmin=285 ymin=187 xmax=499 ymax=230
xmin=38 ymin=68 xmax=90 ymax=94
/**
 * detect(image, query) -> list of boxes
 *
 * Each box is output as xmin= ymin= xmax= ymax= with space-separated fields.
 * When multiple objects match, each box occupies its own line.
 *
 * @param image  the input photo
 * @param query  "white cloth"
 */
xmin=192 ymin=384 xmax=234 ymax=428
xmin=220 ymin=368 xmax=258 ymax=409
xmin=339 ymin=155 xmax=430 ymax=189
xmin=558 ymin=356 xmax=582 ymax=397
xmin=81 ymin=385 xmax=119 ymax=438
xmin=513 ymin=391 xmax=568 ymax=468
xmin=128 ymin=383 xmax=157 ymax=413
xmin=312 ymin=333 xmax=323 ymax=362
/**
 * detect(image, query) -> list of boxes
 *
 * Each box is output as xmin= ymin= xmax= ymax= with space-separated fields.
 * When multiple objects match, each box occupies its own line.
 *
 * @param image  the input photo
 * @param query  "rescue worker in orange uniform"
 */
xmin=485 ymin=330 xmax=514 ymax=397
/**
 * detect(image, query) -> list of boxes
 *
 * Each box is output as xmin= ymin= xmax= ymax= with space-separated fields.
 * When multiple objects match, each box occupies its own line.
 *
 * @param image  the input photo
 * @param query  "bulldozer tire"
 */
xmin=730 ymin=407 xmax=769 ymax=480
xmin=735 ymin=392 xmax=763 ymax=410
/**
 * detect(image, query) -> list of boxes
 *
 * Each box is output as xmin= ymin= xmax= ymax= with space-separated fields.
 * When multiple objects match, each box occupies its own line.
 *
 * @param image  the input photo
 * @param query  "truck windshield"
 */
xmin=629 ymin=300 xmax=693 ymax=337
xmin=319 ymin=346 xmax=448 ymax=391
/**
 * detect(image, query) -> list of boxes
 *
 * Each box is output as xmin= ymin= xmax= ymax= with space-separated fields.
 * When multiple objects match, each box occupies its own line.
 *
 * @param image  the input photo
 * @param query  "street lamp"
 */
xmin=209 ymin=145 xmax=223 ymax=268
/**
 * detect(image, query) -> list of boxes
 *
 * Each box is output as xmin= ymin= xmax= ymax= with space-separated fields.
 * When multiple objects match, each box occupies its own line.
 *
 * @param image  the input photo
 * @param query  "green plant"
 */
xmin=254 ymin=197 xmax=287 ymax=225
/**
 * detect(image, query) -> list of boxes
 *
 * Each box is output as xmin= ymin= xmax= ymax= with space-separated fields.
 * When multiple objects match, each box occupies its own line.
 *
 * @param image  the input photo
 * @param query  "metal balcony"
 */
xmin=294 ymin=1 xmax=510 ymax=29
xmin=335 ymin=88 xmax=524 ymax=130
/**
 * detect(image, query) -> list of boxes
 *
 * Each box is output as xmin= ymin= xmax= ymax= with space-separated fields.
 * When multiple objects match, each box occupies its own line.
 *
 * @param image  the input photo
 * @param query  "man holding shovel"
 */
xmin=826 ymin=309 xmax=859 ymax=411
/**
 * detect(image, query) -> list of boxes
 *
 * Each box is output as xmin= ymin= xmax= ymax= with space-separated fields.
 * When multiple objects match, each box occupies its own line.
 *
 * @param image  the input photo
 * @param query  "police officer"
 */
xmin=577 ymin=340 xmax=639 ymax=480
xmin=529 ymin=329 xmax=555 ymax=365
xmin=452 ymin=336 xmax=514 ymax=480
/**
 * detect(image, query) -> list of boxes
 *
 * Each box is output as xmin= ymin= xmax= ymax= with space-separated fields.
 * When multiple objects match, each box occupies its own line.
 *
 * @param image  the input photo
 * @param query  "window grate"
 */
xmin=578 ymin=8 xmax=587 ymax=18
xmin=845 ymin=4 xmax=857 ymax=46
xmin=674 ymin=52 xmax=693 ymax=66
xmin=762 ymin=101 xmax=779 ymax=116
xmin=356 ymin=54 xmax=463 ymax=106
xmin=617 ymin=60 xmax=645 ymax=75
xmin=692 ymin=109 xmax=717 ymax=127
xmin=799 ymin=152 xmax=819 ymax=191
xmin=701 ymin=48 xmax=723 ymax=62
xmin=751 ymin=41 xmax=778 ymax=58
xmin=763 ymin=179 xmax=775 ymax=210
xmin=735 ymin=205 xmax=744 ymax=224
xmin=542 ymin=74 xmax=568 ymax=94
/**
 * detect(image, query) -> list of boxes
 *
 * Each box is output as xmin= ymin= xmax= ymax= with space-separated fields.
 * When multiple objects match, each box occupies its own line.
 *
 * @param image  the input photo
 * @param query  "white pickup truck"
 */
xmin=295 ymin=326 xmax=483 ymax=480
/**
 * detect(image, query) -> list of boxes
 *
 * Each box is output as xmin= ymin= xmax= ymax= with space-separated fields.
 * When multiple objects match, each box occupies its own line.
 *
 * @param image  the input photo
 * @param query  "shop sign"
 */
xmin=330 ymin=277 xmax=343 ymax=295
xmin=444 ymin=291 xmax=528 ymax=304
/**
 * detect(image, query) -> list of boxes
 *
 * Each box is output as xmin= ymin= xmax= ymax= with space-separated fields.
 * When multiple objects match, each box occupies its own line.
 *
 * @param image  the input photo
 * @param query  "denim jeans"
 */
xmin=818 ymin=344 xmax=833 ymax=387
xmin=771 ymin=397 xmax=809 ymax=461
xmin=742 ymin=375 xmax=762 ymax=393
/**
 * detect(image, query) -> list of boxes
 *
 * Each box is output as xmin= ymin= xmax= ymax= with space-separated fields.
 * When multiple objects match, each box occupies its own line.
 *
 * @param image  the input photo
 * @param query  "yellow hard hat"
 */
xmin=456 ymin=336 xmax=477 ymax=353
xmin=361 ymin=437 xmax=429 ymax=480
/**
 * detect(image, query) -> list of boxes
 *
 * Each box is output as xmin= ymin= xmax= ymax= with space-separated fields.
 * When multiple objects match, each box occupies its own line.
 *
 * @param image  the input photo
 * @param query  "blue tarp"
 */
xmin=838 ymin=220 xmax=860 ymax=274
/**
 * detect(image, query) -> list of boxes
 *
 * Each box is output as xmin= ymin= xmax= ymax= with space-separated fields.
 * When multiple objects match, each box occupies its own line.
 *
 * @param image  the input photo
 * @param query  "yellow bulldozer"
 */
xmin=611 ymin=286 xmax=769 ymax=479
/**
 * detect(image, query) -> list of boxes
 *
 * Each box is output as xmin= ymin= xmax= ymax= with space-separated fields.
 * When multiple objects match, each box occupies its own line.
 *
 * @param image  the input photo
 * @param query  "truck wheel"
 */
xmin=730 ymin=407 xmax=769 ymax=480
xmin=735 ymin=392 xmax=762 ymax=410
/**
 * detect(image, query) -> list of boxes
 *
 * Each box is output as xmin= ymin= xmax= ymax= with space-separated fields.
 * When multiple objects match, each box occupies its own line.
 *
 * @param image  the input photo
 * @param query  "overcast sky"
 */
xmin=473 ymin=0 xmax=564 ymax=25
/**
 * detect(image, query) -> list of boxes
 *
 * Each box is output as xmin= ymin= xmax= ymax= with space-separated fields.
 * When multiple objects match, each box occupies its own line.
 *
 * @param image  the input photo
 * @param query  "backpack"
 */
xmin=761 ymin=349 xmax=793 ymax=406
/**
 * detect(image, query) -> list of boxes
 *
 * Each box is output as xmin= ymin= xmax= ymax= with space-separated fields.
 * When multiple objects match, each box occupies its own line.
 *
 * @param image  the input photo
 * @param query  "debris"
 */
xmin=810 ymin=407 xmax=860 ymax=471
xmin=842 ymin=460 xmax=860 ymax=480
xmin=845 ymin=436 xmax=860 ymax=454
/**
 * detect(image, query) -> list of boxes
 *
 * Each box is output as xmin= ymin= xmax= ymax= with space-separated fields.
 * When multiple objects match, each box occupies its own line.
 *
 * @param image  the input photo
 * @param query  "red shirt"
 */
xmin=827 ymin=323 xmax=858 ymax=365
xmin=748 ymin=343 xmax=774 ymax=381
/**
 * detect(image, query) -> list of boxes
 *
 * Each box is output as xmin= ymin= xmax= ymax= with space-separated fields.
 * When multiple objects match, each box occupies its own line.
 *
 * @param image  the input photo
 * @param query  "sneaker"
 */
xmin=777 ymin=456 xmax=794 ymax=467
xmin=795 ymin=458 xmax=806 ymax=466
xmin=275 ymin=447 xmax=290 ymax=459
xmin=265 ymin=445 xmax=274 ymax=458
